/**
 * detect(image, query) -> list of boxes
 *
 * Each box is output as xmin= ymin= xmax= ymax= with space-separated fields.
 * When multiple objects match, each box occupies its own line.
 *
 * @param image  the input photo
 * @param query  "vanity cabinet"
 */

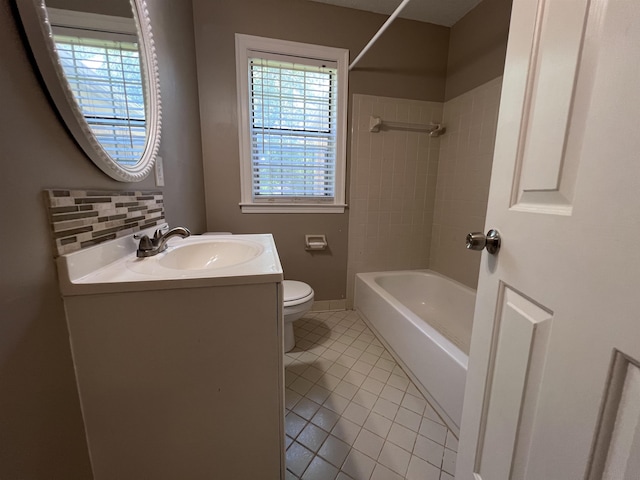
xmin=58 ymin=232 xmax=285 ymax=479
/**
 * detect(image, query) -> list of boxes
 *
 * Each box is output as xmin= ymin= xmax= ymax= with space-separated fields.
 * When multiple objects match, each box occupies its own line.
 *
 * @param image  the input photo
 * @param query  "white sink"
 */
xmin=159 ymin=239 xmax=263 ymax=270
xmin=56 ymin=227 xmax=283 ymax=295
xmin=127 ymin=237 xmax=265 ymax=275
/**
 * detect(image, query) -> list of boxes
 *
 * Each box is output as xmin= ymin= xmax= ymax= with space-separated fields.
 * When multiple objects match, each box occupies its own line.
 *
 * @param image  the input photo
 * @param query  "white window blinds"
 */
xmin=249 ymin=56 xmax=338 ymax=200
xmin=53 ymin=34 xmax=145 ymax=165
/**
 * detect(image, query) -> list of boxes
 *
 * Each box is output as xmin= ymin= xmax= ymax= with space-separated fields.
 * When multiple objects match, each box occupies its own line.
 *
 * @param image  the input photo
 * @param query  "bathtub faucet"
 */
xmin=135 ymin=226 xmax=191 ymax=258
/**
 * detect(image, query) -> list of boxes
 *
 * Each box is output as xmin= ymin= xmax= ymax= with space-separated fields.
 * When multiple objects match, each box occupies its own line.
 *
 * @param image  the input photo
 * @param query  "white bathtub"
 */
xmin=354 ymin=270 xmax=476 ymax=432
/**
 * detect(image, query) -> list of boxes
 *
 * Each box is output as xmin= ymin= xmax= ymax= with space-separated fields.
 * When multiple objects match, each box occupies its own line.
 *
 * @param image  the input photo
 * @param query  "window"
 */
xmin=235 ymin=34 xmax=349 ymax=213
xmin=48 ymin=9 xmax=145 ymax=166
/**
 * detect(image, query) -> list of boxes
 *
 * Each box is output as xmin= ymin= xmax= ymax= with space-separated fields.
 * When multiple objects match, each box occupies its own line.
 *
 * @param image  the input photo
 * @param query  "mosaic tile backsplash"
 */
xmin=45 ymin=189 xmax=165 ymax=257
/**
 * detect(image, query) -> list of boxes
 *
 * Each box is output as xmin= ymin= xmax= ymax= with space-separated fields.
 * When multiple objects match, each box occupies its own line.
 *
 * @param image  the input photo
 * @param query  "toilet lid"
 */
xmin=283 ymin=280 xmax=313 ymax=304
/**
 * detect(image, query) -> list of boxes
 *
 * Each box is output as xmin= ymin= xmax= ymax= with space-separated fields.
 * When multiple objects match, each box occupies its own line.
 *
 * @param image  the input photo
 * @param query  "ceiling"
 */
xmin=306 ymin=0 xmax=482 ymax=27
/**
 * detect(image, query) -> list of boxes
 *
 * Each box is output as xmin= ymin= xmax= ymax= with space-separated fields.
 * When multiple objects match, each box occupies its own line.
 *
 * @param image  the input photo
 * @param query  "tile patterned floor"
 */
xmin=285 ymin=310 xmax=458 ymax=480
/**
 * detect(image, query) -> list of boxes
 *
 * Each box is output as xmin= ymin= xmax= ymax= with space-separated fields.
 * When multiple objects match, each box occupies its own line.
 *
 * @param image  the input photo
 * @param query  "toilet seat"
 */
xmin=283 ymin=280 xmax=313 ymax=307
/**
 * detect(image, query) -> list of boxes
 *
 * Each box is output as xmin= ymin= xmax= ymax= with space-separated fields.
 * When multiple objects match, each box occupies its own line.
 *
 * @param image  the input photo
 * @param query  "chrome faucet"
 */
xmin=136 ymin=226 xmax=191 ymax=258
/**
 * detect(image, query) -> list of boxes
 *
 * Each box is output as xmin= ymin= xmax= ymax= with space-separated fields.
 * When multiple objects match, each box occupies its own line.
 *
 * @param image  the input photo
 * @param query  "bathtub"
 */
xmin=354 ymin=270 xmax=476 ymax=433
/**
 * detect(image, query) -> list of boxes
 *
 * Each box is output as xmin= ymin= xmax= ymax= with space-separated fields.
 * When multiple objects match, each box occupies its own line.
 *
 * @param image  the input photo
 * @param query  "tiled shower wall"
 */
xmin=346 ymin=95 xmax=443 ymax=307
xmin=429 ymin=77 xmax=503 ymax=288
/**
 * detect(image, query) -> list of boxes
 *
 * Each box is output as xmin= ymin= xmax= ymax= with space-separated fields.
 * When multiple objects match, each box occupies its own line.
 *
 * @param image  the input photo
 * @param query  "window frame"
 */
xmin=235 ymin=34 xmax=349 ymax=214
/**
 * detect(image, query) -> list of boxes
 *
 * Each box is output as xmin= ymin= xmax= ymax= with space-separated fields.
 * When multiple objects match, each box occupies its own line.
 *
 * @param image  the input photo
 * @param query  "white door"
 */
xmin=457 ymin=0 xmax=640 ymax=479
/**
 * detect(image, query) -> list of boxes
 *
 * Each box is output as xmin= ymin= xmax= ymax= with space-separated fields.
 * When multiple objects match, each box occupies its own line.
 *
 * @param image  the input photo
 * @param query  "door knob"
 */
xmin=466 ymin=229 xmax=501 ymax=254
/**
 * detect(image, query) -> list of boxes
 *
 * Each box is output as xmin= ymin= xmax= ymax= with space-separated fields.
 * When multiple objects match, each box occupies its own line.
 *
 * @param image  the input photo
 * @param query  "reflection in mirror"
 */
xmin=15 ymin=0 xmax=161 ymax=182
xmin=48 ymin=6 xmax=145 ymax=165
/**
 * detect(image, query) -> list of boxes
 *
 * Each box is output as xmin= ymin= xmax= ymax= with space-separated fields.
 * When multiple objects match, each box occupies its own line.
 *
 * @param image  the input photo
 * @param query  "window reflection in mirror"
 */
xmin=47 ymin=7 xmax=146 ymax=166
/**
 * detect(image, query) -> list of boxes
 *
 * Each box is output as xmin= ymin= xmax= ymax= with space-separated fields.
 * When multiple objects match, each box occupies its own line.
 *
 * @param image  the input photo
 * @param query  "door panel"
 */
xmin=519 ymin=0 xmax=588 ymax=199
xmin=475 ymin=286 xmax=553 ymax=479
xmin=588 ymin=354 xmax=640 ymax=480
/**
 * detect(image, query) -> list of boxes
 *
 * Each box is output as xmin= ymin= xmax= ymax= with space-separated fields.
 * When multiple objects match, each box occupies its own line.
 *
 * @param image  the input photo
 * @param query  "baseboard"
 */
xmin=311 ymin=299 xmax=346 ymax=311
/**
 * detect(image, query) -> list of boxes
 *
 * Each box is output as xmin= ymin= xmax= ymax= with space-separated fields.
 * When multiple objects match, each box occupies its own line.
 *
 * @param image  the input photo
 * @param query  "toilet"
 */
xmin=283 ymin=280 xmax=314 ymax=352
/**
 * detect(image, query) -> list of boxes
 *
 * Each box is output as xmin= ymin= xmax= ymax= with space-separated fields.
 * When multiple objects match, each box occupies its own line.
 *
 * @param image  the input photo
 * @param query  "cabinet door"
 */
xmin=66 ymin=283 xmax=283 ymax=479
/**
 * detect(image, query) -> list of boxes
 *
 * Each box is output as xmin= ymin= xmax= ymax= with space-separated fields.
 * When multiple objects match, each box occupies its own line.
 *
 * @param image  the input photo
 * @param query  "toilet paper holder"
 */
xmin=305 ymin=234 xmax=328 ymax=251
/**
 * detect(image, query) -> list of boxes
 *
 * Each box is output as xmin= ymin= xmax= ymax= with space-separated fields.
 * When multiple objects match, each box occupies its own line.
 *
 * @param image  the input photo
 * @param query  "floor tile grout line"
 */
xmin=288 ymin=319 xmax=443 ymax=451
xmin=288 ymin=334 xmax=448 ymax=437
xmin=294 ymin=314 xmax=451 ymax=430
xmin=285 ymin=310 xmax=456 ymax=479
xmin=288 ymin=421 xmax=452 ymax=478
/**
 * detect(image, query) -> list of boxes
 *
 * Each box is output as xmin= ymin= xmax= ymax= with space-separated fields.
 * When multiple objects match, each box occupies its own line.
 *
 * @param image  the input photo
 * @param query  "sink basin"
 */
xmin=159 ymin=239 xmax=263 ymax=270
xmin=125 ymin=237 xmax=266 ymax=277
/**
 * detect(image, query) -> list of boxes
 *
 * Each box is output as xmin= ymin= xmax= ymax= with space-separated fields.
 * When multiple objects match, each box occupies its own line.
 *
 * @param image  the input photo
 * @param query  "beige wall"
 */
xmin=445 ymin=0 xmax=512 ymax=100
xmin=430 ymin=77 xmax=503 ymax=288
xmin=192 ymin=0 xmax=449 ymax=301
xmin=0 ymin=0 xmax=205 ymax=477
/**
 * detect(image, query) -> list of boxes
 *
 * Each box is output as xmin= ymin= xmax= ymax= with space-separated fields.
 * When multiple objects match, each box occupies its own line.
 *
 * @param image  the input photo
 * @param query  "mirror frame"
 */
xmin=16 ymin=0 xmax=162 ymax=182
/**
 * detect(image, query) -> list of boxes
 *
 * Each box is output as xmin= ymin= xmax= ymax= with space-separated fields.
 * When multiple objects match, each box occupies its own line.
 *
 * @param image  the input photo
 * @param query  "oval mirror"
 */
xmin=15 ymin=0 xmax=161 ymax=182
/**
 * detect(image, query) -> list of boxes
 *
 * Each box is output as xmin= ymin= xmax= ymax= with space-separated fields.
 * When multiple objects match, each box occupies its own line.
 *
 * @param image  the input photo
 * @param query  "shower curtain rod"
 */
xmin=349 ymin=0 xmax=413 ymax=71
xmin=369 ymin=116 xmax=447 ymax=136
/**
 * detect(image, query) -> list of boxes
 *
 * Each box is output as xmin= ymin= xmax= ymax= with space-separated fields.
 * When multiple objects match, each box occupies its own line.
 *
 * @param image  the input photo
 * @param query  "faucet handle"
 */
xmin=135 ymin=235 xmax=154 ymax=257
xmin=135 ymin=231 xmax=159 ymax=249
xmin=153 ymin=225 xmax=169 ymax=240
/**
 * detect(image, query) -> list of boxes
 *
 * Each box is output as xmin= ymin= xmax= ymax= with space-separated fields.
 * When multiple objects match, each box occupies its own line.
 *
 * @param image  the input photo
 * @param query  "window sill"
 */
xmin=239 ymin=203 xmax=347 ymax=214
